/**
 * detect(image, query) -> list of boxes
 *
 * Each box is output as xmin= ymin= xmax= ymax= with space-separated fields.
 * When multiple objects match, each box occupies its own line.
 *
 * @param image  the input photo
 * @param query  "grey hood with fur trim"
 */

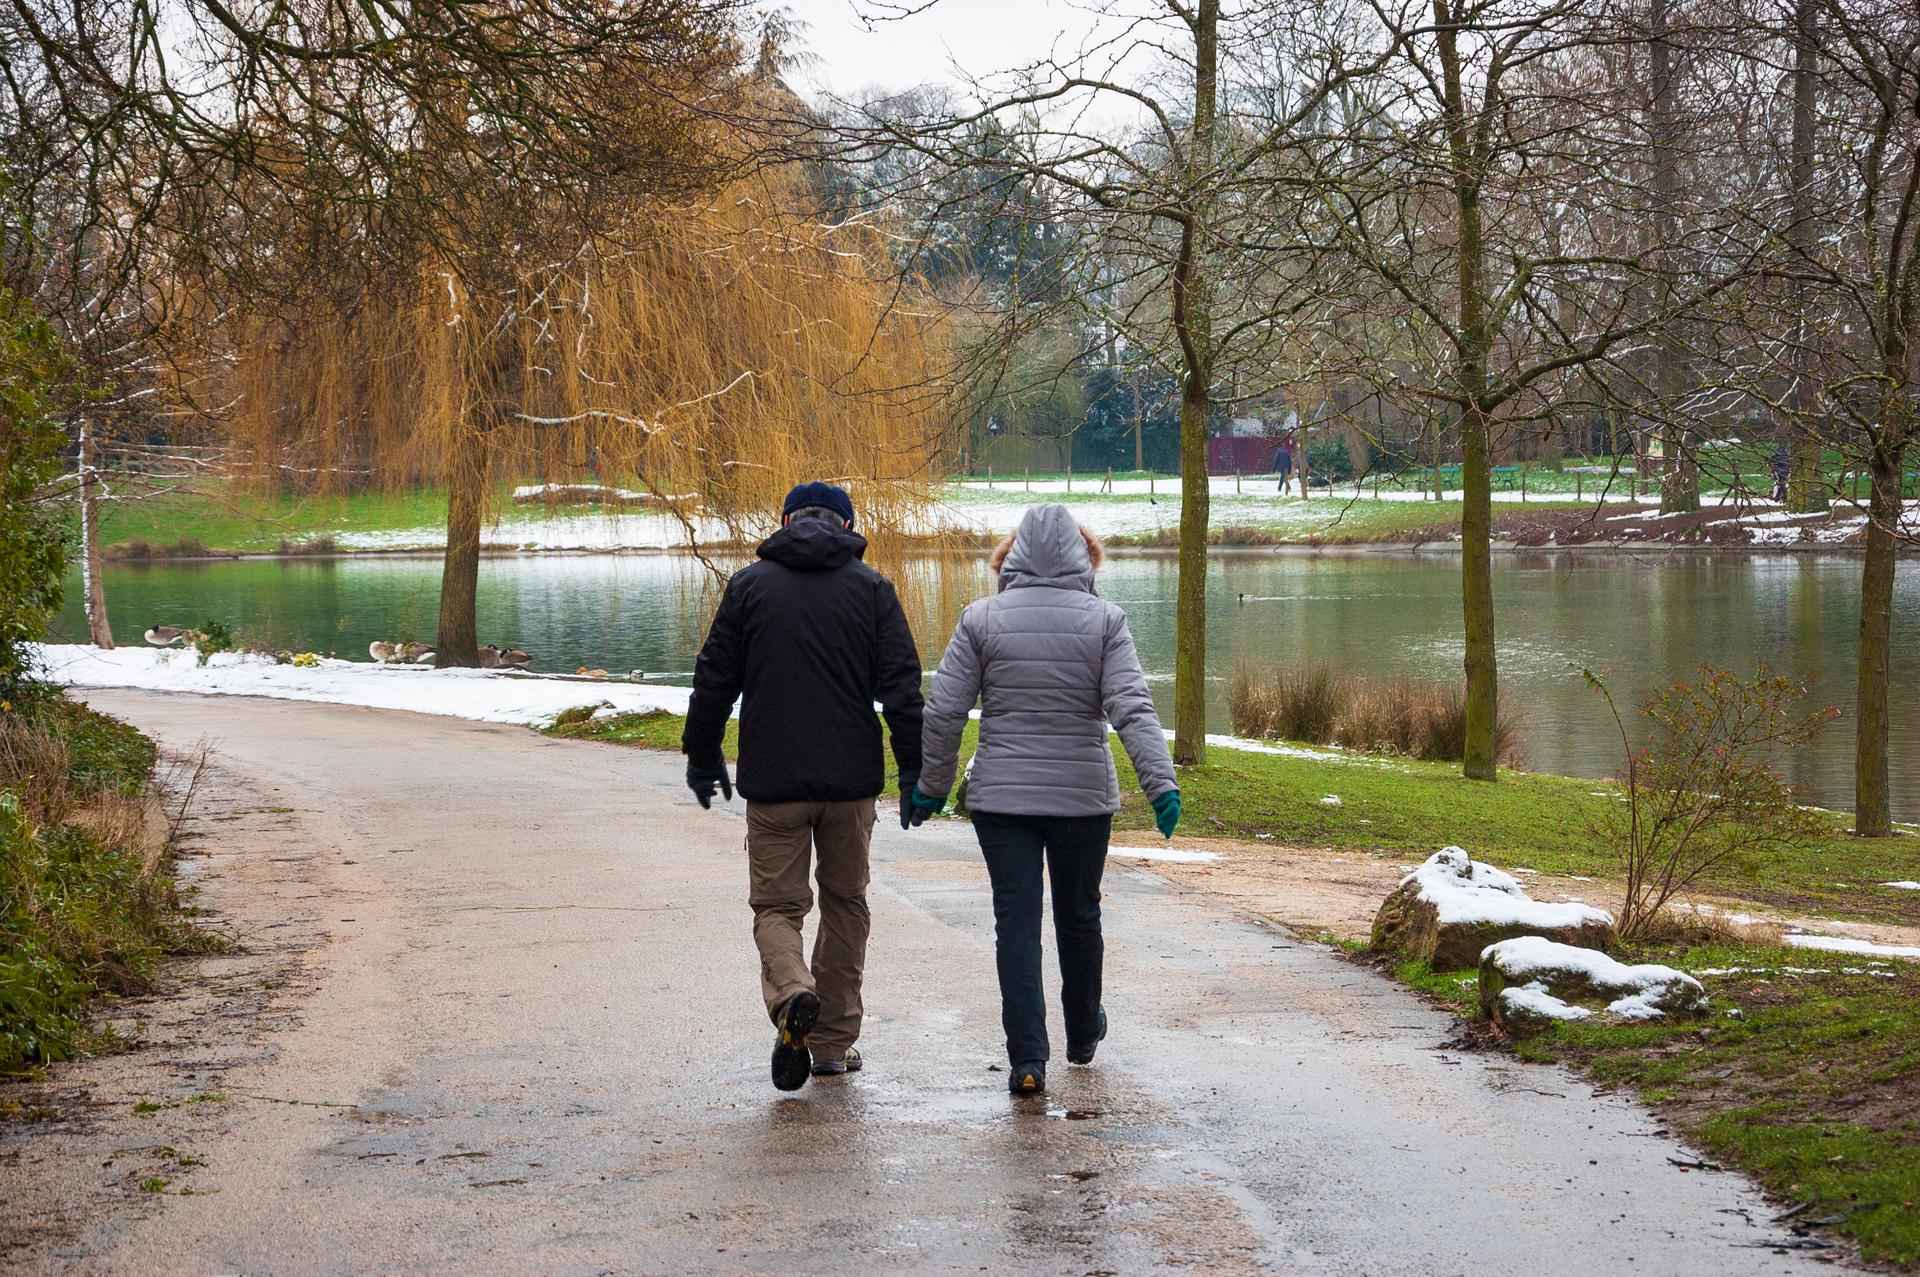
xmin=919 ymin=504 xmax=1176 ymax=816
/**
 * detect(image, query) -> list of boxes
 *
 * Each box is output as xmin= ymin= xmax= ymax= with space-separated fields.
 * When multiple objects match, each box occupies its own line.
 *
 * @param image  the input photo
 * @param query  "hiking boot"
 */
xmin=1008 ymin=1062 xmax=1046 ymax=1095
xmin=811 ymin=1046 xmax=863 ymax=1077
xmin=770 ymin=991 xmax=820 ymax=1092
xmin=1067 ymin=1007 xmax=1108 ymax=1066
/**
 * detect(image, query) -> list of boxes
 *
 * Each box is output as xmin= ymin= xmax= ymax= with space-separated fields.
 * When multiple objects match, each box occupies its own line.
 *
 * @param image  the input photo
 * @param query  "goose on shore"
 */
xmin=371 ymin=640 xmax=435 ymax=663
xmin=477 ymin=644 xmax=531 ymax=669
xmin=145 ymin=624 xmax=188 ymax=646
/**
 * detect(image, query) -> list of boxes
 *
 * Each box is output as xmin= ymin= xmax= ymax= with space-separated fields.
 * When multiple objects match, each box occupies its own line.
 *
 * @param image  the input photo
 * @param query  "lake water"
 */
xmin=53 ymin=549 xmax=1919 ymax=819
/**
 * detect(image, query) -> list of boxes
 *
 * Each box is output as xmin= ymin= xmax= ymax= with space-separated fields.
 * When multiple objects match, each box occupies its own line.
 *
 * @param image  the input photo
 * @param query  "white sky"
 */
xmin=778 ymin=0 xmax=1126 ymax=101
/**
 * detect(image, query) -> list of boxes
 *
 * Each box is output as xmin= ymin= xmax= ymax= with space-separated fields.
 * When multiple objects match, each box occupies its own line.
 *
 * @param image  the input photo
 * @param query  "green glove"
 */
xmin=907 ymin=786 xmax=946 ymax=828
xmin=1150 ymin=790 xmax=1181 ymax=839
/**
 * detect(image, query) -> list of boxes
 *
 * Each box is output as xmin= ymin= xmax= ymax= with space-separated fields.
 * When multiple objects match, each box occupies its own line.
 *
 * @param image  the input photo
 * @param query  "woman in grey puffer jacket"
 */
xmin=909 ymin=503 xmax=1180 ymax=1094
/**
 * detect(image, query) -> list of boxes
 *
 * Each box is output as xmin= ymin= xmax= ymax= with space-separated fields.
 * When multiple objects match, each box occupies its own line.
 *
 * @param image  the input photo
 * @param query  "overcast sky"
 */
xmin=780 ymin=0 xmax=1126 ymax=101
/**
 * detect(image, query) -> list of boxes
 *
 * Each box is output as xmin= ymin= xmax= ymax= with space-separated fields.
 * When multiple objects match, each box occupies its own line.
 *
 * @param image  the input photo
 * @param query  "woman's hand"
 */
xmin=1151 ymin=790 xmax=1181 ymax=840
xmin=901 ymin=781 xmax=946 ymax=829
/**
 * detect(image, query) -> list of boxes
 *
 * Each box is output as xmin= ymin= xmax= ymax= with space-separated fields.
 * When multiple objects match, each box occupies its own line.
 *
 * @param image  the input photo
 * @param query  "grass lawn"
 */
xmin=548 ymin=708 xmax=1920 ymax=928
xmin=96 ymin=480 xmax=456 ymax=553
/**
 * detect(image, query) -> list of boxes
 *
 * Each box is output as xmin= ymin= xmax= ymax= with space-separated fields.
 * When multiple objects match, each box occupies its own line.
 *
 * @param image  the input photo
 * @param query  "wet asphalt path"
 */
xmin=39 ymin=691 xmax=1829 ymax=1275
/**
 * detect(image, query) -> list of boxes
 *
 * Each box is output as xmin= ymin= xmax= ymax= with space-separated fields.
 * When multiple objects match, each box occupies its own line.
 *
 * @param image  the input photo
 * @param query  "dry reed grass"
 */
xmin=1228 ymin=659 xmax=1522 ymax=765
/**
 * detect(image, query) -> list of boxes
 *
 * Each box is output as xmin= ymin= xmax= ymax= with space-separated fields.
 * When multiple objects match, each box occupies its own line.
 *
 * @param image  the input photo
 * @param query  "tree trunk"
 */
xmin=1169 ymin=0 xmax=1218 ymax=768
xmin=1460 ymin=404 xmax=1499 ymax=780
xmin=435 ymin=427 xmax=491 ymax=667
xmin=77 ymin=420 xmax=114 ymax=648
xmin=1650 ymin=0 xmax=1698 ymax=515
xmin=1133 ymin=375 xmax=1145 ymax=472
xmin=1174 ymin=361 xmax=1211 ymax=765
xmin=1852 ymin=432 xmax=1900 ymax=836
xmin=1437 ymin=0 xmax=1500 ymax=781
xmin=1786 ymin=0 xmax=1829 ymax=513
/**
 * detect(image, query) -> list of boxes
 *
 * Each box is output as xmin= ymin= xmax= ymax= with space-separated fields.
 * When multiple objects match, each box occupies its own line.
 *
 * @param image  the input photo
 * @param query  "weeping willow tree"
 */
xmin=202 ymin=173 xmax=952 ymax=664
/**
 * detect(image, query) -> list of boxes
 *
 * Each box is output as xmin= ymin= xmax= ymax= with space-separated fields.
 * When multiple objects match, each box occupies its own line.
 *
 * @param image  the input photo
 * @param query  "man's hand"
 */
xmin=897 ymin=770 xmax=921 ymax=830
xmin=905 ymin=786 xmax=945 ymax=829
xmin=1151 ymin=790 xmax=1181 ymax=840
xmin=686 ymin=758 xmax=734 ymax=809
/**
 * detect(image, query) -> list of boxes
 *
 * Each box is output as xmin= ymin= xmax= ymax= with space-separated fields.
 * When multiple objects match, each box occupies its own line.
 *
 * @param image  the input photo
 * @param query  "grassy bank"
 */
xmin=547 ymin=708 xmax=1920 ymax=927
xmin=95 ymin=481 xmax=454 ymax=555
xmin=0 ymin=692 xmax=213 ymax=1072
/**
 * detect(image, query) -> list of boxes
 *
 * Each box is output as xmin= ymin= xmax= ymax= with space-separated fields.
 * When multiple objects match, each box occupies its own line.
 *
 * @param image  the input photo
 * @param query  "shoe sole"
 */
xmin=771 ymin=992 xmax=820 ymax=1092
xmin=1009 ymin=1069 xmax=1045 ymax=1095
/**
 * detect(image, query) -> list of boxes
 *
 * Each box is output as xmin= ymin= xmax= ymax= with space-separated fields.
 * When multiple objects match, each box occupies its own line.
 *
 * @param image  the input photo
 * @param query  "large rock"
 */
xmin=1479 ymin=936 xmax=1707 ymax=1037
xmin=1371 ymin=847 xmax=1615 ymax=970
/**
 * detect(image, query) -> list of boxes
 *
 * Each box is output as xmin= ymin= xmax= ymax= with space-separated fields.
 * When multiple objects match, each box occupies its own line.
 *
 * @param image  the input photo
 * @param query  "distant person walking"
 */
xmin=1769 ymin=443 xmax=1792 ymax=503
xmin=907 ymin=504 xmax=1179 ymax=1096
xmin=682 ymin=482 xmax=924 ymax=1091
xmin=1273 ymin=437 xmax=1294 ymax=493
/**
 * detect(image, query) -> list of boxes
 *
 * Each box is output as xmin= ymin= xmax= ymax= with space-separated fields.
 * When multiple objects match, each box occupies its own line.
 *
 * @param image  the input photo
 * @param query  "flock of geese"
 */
xmin=142 ymin=625 xmax=530 ymax=669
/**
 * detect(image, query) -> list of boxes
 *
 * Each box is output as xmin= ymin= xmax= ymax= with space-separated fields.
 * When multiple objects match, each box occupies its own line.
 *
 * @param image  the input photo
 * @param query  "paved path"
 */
xmin=3 ymin=691 xmax=1829 ymax=1274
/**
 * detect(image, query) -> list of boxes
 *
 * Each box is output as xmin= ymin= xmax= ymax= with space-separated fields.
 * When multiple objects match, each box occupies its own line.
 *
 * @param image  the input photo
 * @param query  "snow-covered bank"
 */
xmin=32 ymin=644 xmax=691 ymax=726
xmin=323 ymin=478 xmax=1918 ymax=553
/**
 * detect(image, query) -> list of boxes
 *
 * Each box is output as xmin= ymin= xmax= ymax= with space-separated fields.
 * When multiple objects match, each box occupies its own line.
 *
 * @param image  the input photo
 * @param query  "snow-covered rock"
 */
xmin=1479 ymin=936 xmax=1706 ymax=1037
xmin=1371 ymin=846 xmax=1615 ymax=970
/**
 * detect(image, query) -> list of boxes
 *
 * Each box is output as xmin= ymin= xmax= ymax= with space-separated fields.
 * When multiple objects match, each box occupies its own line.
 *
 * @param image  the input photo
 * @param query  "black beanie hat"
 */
xmin=781 ymin=481 xmax=855 ymax=529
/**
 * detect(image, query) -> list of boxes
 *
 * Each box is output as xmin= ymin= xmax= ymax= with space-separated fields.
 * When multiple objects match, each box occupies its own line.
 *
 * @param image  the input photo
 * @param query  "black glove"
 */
xmin=898 ymin=770 xmax=920 ymax=830
xmin=687 ymin=757 xmax=733 ymax=809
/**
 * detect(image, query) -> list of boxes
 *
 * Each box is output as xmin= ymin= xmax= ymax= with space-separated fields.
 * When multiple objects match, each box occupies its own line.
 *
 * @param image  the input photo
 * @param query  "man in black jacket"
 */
xmin=682 ymin=481 xmax=924 ymax=1091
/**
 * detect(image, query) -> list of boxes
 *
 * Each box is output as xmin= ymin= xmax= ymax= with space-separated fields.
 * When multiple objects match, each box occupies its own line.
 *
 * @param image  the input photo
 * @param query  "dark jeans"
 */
xmin=972 ymin=810 xmax=1112 ymax=1068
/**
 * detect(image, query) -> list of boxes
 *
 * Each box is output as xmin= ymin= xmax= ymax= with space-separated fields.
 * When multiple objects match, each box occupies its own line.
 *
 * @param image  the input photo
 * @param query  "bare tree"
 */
xmin=1776 ymin=0 xmax=1920 ymax=835
xmin=836 ymin=1 xmax=1391 ymax=763
xmin=1317 ymin=0 xmax=1764 ymax=780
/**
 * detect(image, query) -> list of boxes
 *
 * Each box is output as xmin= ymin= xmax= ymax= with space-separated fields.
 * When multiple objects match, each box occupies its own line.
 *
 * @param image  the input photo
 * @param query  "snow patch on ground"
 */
xmin=1784 ymin=933 xmax=1920 ymax=960
xmin=1882 ymin=881 xmax=1920 ymax=891
xmin=31 ymin=644 xmax=693 ymax=726
xmin=1109 ymin=846 xmax=1223 ymax=865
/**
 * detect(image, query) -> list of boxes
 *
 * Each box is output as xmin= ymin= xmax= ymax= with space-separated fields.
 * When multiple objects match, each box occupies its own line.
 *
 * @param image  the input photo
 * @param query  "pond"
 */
xmin=52 ymin=548 xmax=1919 ymax=820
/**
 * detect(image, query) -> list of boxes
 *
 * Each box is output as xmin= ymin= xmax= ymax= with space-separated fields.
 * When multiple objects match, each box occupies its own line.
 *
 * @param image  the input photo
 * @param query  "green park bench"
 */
xmin=1492 ymin=465 xmax=1522 ymax=489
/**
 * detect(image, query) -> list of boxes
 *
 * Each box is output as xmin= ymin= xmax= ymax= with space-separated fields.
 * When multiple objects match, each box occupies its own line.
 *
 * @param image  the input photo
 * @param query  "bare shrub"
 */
xmin=1585 ymin=666 xmax=1835 ymax=940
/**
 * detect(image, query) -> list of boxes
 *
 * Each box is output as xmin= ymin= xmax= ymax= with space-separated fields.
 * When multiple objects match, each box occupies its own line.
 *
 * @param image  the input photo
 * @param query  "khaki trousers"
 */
xmin=745 ymin=798 xmax=875 ymax=1059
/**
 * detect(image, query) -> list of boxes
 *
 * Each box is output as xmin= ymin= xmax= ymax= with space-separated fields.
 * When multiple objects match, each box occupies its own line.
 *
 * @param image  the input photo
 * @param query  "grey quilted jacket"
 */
xmin=919 ymin=504 xmax=1178 ymax=817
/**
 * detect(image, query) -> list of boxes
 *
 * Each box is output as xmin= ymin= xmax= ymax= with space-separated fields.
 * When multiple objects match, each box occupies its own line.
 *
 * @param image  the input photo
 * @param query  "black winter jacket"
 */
xmin=681 ymin=521 xmax=924 ymax=802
